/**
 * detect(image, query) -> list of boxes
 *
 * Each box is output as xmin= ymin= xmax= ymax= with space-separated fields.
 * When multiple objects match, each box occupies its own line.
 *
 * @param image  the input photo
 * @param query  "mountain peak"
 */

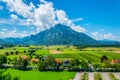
xmin=1 ymin=24 xmax=98 ymax=45
xmin=23 ymin=24 xmax=98 ymax=45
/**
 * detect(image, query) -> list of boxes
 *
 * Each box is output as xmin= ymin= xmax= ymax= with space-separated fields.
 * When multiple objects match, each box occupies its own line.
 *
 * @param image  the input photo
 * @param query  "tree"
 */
xmin=45 ymin=55 xmax=56 ymax=70
xmin=10 ymin=51 xmax=14 ymax=55
xmin=0 ymin=55 xmax=7 ymax=68
xmin=28 ymin=49 xmax=35 ymax=55
xmin=68 ymin=59 xmax=80 ymax=71
xmin=23 ymin=50 xmax=26 ymax=53
xmin=101 ymin=55 xmax=108 ymax=63
xmin=14 ymin=56 xmax=28 ymax=70
xmin=4 ymin=52 xmax=9 ymax=56
xmin=38 ymin=55 xmax=56 ymax=71
xmin=80 ymin=60 xmax=89 ymax=69
xmin=38 ymin=60 xmax=46 ymax=71
xmin=15 ymin=51 xmax=19 ymax=55
xmin=0 ymin=69 xmax=20 ymax=80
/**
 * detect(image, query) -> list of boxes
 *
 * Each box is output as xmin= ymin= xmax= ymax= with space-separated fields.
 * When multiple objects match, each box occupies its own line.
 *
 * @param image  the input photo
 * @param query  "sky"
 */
xmin=0 ymin=0 xmax=120 ymax=41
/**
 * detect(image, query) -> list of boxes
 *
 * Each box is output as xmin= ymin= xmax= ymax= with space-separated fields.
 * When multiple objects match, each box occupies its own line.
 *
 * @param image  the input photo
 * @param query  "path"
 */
xmin=101 ymin=72 xmax=111 ymax=80
xmin=73 ymin=72 xmax=82 ymax=80
xmin=88 ymin=72 xmax=94 ymax=80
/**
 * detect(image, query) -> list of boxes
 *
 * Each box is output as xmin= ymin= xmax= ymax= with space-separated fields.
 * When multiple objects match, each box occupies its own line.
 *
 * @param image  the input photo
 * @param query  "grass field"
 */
xmin=1 ymin=46 xmax=120 ymax=62
xmin=6 ymin=69 xmax=75 ymax=80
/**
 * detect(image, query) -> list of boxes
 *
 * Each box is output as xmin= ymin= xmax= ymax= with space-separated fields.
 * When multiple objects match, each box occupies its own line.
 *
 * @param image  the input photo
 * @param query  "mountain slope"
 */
xmin=3 ymin=38 xmax=24 ymax=44
xmin=0 ymin=39 xmax=6 ymax=44
xmin=23 ymin=24 xmax=98 ymax=45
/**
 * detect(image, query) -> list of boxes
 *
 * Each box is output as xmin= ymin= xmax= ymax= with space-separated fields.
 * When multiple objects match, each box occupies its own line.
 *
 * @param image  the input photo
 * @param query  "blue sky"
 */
xmin=0 ymin=0 xmax=120 ymax=41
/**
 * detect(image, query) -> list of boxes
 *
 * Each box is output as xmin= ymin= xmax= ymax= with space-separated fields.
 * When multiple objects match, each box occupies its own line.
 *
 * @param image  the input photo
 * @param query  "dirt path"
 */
xmin=88 ymin=72 xmax=94 ymax=80
xmin=101 ymin=72 xmax=111 ymax=80
xmin=73 ymin=72 xmax=82 ymax=80
xmin=113 ymin=73 xmax=120 ymax=80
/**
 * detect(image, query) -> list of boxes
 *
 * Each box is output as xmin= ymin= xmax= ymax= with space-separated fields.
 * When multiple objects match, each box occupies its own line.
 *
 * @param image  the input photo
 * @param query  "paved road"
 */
xmin=88 ymin=72 xmax=94 ymax=80
xmin=101 ymin=72 xmax=111 ymax=80
xmin=113 ymin=73 xmax=120 ymax=80
xmin=73 ymin=72 xmax=82 ymax=80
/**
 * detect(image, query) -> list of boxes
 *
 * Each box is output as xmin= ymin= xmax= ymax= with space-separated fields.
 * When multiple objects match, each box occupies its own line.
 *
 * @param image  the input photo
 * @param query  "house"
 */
xmin=31 ymin=58 xmax=39 ymax=63
xmin=111 ymin=59 xmax=120 ymax=64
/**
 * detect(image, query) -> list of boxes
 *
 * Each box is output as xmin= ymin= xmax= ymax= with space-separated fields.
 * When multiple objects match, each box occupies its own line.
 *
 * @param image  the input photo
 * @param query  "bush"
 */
xmin=10 ymin=51 xmax=14 ymax=55
xmin=0 ymin=69 xmax=20 ymax=80
xmin=15 ymin=51 xmax=19 ymax=55
xmin=4 ymin=52 xmax=9 ymax=56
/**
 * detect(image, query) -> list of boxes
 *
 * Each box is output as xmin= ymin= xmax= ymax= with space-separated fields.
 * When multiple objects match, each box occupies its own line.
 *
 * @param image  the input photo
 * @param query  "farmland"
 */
xmin=1 ymin=46 xmax=120 ymax=63
xmin=1 ymin=45 xmax=120 ymax=80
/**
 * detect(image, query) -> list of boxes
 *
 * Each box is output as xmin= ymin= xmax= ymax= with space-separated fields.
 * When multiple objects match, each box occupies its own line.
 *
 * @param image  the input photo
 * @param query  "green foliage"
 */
xmin=15 ymin=51 xmax=19 ymax=55
xmin=13 ymin=56 xmax=28 ymax=70
xmin=109 ymin=73 xmax=119 ymax=80
xmin=0 ymin=69 xmax=20 ymax=80
xmin=81 ymin=60 xmax=89 ymax=69
xmin=4 ymin=52 xmax=9 ymax=56
xmin=37 ymin=60 xmax=46 ymax=71
xmin=80 ymin=72 xmax=88 ymax=80
xmin=10 ymin=51 xmax=14 ymax=55
xmin=112 ymin=63 xmax=120 ymax=71
xmin=0 ymin=55 xmax=7 ymax=68
xmin=94 ymin=73 xmax=103 ymax=80
xmin=38 ymin=55 xmax=56 ymax=71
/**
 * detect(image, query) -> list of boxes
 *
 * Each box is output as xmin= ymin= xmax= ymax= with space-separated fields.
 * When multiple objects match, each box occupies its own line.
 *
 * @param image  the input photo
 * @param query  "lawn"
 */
xmin=6 ymin=69 xmax=76 ymax=80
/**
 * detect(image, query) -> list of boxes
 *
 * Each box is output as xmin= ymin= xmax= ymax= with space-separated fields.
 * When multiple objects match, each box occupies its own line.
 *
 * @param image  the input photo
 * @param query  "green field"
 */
xmin=1 ymin=46 xmax=120 ymax=80
xmin=1 ymin=46 xmax=120 ymax=63
xmin=6 ymin=69 xmax=75 ymax=80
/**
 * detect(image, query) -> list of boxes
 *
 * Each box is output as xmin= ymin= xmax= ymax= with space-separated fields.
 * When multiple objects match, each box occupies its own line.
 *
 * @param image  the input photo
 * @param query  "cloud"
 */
xmin=72 ymin=18 xmax=84 ymax=22
xmin=0 ymin=19 xmax=12 ymax=24
xmin=34 ymin=1 xmax=56 ymax=31
xmin=10 ymin=14 xmax=19 ymax=20
xmin=1 ymin=0 xmax=86 ymax=38
xmin=56 ymin=10 xmax=85 ymax=32
xmin=91 ymin=31 xmax=115 ymax=40
xmin=2 ymin=0 xmax=33 ymax=18
xmin=0 ymin=5 xmax=3 ymax=10
xmin=0 ymin=28 xmax=32 ymax=38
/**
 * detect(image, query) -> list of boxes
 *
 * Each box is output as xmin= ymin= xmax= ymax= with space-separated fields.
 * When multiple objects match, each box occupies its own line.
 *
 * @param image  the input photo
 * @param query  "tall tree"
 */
xmin=0 ymin=55 xmax=7 ymax=68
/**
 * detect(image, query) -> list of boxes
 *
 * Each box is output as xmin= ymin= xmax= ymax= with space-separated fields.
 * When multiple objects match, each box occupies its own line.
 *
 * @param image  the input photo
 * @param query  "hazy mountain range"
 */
xmin=0 ymin=24 xmax=120 ymax=45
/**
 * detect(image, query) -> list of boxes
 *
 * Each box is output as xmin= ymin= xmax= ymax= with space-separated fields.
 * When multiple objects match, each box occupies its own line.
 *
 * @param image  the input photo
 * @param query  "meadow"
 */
xmin=5 ymin=69 xmax=75 ymax=80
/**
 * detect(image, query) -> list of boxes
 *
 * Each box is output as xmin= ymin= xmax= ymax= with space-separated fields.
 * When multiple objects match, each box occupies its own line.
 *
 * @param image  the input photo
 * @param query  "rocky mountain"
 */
xmin=23 ymin=24 xmax=98 ymax=45
xmin=1 ymin=24 xmax=99 ymax=45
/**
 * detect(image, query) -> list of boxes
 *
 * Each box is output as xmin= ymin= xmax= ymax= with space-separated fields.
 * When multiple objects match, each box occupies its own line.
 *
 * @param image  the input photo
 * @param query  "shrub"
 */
xmin=4 ymin=52 xmax=9 ymax=56
xmin=10 ymin=51 xmax=14 ymax=55
xmin=94 ymin=72 xmax=103 ymax=80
